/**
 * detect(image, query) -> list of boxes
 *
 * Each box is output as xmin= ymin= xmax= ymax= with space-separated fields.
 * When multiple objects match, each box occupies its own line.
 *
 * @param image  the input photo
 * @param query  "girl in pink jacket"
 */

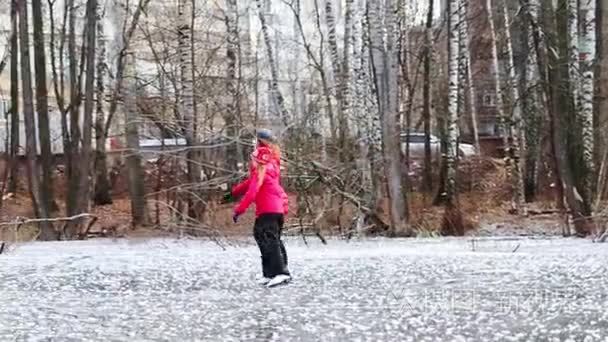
xmin=231 ymin=129 xmax=291 ymax=288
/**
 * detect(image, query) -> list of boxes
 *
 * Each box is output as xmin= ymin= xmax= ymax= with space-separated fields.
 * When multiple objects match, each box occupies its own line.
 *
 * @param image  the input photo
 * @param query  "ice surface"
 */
xmin=1 ymin=237 xmax=607 ymax=341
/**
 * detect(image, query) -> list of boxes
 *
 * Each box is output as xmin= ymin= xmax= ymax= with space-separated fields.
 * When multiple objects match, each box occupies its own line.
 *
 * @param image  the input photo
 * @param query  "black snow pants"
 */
xmin=254 ymin=213 xmax=289 ymax=278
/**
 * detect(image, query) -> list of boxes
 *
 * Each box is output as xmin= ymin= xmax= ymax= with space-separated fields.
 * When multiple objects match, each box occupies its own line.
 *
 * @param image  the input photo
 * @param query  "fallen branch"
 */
xmin=0 ymin=213 xmax=97 ymax=228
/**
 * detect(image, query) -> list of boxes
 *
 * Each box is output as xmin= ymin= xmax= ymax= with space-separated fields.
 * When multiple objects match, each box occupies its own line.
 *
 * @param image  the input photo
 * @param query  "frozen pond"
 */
xmin=1 ymin=236 xmax=607 ymax=341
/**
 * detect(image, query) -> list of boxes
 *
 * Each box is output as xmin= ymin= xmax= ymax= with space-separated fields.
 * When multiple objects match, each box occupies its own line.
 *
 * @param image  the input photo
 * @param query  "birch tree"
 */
xmin=368 ymin=0 xmax=410 ymax=236
xmin=567 ymin=0 xmax=580 ymax=109
xmin=521 ymin=0 xmax=543 ymax=201
xmin=441 ymin=0 xmax=465 ymax=235
xmin=325 ymin=0 xmax=341 ymax=104
xmin=486 ymin=0 xmax=509 ymax=158
xmin=422 ymin=0 xmax=434 ymax=192
xmin=256 ymin=0 xmax=290 ymax=126
xmin=340 ymin=0 xmax=354 ymax=150
xmin=224 ymin=0 xmax=239 ymax=173
xmin=177 ymin=0 xmax=201 ymax=218
xmin=524 ymin=0 xmax=593 ymax=236
xmin=502 ymin=0 xmax=526 ymax=213
xmin=94 ymin=1 xmax=113 ymax=205
xmin=578 ymin=0 xmax=596 ymax=209
xmin=460 ymin=0 xmax=480 ymax=154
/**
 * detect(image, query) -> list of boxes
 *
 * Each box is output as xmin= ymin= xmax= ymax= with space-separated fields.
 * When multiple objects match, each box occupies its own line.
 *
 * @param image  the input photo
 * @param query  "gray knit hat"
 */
xmin=256 ymin=128 xmax=276 ymax=142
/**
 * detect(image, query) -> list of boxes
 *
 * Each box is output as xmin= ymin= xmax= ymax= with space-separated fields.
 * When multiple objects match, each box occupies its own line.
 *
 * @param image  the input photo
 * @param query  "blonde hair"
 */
xmin=259 ymin=138 xmax=281 ymax=161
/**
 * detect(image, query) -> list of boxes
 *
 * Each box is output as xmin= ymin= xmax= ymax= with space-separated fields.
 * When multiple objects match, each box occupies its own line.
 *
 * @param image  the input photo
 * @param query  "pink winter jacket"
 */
xmin=232 ymin=148 xmax=289 ymax=217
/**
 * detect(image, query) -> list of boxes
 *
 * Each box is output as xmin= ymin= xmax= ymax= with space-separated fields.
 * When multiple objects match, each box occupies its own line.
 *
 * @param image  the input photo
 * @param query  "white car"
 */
xmin=400 ymin=132 xmax=477 ymax=160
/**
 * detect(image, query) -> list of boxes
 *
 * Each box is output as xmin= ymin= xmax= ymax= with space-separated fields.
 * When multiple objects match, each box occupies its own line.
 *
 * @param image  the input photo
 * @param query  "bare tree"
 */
xmin=94 ymin=1 xmax=112 ymax=205
xmin=502 ymin=0 xmax=526 ymax=214
xmin=368 ymin=0 xmax=410 ymax=236
xmin=441 ymin=0 xmax=465 ymax=235
xmin=32 ymin=0 xmax=56 ymax=213
xmin=224 ymin=0 xmax=240 ymax=174
xmin=17 ymin=0 xmax=55 ymax=240
xmin=256 ymin=0 xmax=290 ymax=126
xmin=568 ymin=0 xmax=581 ymax=109
xmin=8 ymin=0 xmax=19 ymax=194
xmin=578 ymin=0 xmax=596 ymax=209
xmin=460 ymin=0 xmax=480 ymax=154
xmin=422 ymin=0 xmax=434 ymax=193
xmin=177 ymin=0 xmax=201 ymax=219
xmin=65 ymin=0 xmax=81 ymax=217
xmin=521 ymin=0 xmax=543 ymax=202
xmin=78 ymin=0 xmax=98 ymax=218
xmin=124 ymin=50 xmax=148 ymax=226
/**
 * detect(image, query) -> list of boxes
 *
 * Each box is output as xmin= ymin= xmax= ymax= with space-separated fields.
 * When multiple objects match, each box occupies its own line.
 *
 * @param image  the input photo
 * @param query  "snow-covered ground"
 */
xmin=1 ymin=237 xmax=607 ymax=341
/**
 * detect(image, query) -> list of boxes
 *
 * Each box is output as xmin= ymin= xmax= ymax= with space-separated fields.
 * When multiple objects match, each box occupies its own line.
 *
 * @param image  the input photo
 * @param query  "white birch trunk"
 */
xmin=579 ymin=0 xmax=596 ymax=204
xmin=502 ymin=0 xmax=526 ymax=213
xmin=461 ymin=0 xmax=480 ymax=153
xmin=568 ymin=0 xmax=581 ymax=109
xmin=457 ymin=0 xmax=467 ymax=130
xmin=94 ymin=1 xmax=113 ymax=205
xmin=340 ymin=0 xmax=354 ymax=142
xmin=225 ymin=0 xmax=239 ymax=172
xmin=446 ymin=0 xmax=460 ymax=202
xmin=523 ymin=0 xmax=542 ymax=202
xmin=325 ymin=0 xmax=341 ymax=92
xmin=486 ymin=0 xmax=508 ymax=156
xmin=256 ymin=0 xmax=290 ymax=126
xmin=178 ymin=0 xmax=195 ymax=147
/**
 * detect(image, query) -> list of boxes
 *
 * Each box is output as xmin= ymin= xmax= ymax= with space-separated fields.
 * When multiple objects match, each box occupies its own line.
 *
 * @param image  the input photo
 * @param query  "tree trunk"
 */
xmin=325 ymin=0 xmax=342 ymax=140
xmin=521 ymin=0 xmax=543 ymax=202
xmin=502 ymin=0 xmax=526 ymax=214
xmin=32 ymin=0 xmax=56 ymax=214
xmin=461 ymin=0 xmax=480 ymax=154
xmin=368 ymin=0 xmax=410 ymax=236
xmin=124 ymin=51 xmax=148 ymax=226
xmin=94 ymin=2 xmax=112 ymax=205
xmin=598 ymin=0 xmax=608 ymax=178
xmin=528 ymin=0 xmax=594 ymax=236
xmin=18 ymin=0 xmax=55 ymax=240
xmin=487 ymin=0 xmax=509 ymax=155
xmin=66 ymin=0 xmax=81 ymax=218
xmin=440 ymin=0 xmax=465 ymax=236
xmin=225 ymin=0 xmax=239 ymax=174
xmin=422 ymin=0 xmax=434 ymax=193
xmin=177 ymin=0 xmax=201 ymax=219
xmin=568 ymin=0 xmax=581 ymax=109
xmin=256 ymin=0 xmax=290 ymax=126
xmin=458 ymin=0 xmax=467 ymax=138
xmin=78 ymin=0 xmax=97 ymax=218
xmin=579 ymin=0 xmax=596 ymax=210
xmin=340 ymin=0 xmax=354 ymax=152
xmin=8 ymin=0 xmax=19 ymax=195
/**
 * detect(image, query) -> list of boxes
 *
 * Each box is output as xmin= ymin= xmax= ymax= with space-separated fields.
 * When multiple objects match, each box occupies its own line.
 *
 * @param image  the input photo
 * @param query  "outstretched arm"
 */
xmin=234 ymin=166 xmax=266 ymax=216
xmin=231 ymin=178 xmax=251 ymax=198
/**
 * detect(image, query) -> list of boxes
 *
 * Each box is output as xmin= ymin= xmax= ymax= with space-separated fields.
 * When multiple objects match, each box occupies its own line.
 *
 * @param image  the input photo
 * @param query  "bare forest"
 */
xmin=1 ymin=0 xmax=608 ymax=243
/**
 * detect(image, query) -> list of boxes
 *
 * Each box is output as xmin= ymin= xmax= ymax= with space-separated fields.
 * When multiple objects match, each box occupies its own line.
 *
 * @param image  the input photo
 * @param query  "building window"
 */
xmin=483 ymin=93 xmax=496 ymax=107
xmin=0 ymin=100 xmax=9 ymax=116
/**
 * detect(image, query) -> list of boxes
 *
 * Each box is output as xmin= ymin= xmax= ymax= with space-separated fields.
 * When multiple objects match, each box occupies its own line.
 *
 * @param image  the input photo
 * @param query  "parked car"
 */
xmin=400 ymin=132 xmax=477 ymax=160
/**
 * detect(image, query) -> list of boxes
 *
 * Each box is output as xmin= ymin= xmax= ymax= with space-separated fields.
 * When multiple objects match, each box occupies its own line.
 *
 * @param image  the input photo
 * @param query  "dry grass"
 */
xmin=0 ymin=156 xmax=569 ymax=241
